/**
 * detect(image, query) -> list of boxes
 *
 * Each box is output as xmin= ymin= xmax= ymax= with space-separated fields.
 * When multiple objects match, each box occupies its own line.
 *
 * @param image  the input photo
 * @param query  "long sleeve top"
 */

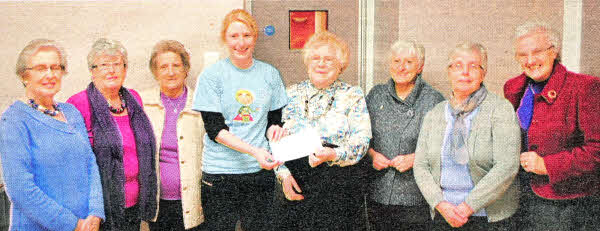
xmin=0 ymin=101 xmax=104 ymax=231
xmin=276 ymin=80 xmax=371 ymax=177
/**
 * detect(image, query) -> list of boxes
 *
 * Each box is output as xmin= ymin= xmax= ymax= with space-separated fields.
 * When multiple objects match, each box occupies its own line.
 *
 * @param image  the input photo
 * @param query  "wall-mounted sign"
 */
xmin=289 ymin=10 xmax=328 ymax=50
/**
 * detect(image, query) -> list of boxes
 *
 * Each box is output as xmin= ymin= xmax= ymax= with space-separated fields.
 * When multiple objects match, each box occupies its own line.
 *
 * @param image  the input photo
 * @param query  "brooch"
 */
xmin=547 ymin=90 xmax=557 ymax=99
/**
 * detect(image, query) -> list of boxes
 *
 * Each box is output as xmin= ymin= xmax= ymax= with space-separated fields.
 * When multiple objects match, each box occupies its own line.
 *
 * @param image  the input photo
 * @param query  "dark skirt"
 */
xmin=273 ymin=156 xmax=368 ymax=231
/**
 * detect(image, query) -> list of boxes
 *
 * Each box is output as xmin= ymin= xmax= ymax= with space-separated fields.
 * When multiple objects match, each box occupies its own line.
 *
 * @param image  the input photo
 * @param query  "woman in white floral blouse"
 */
xmin=273 ymin=31 xmax=372 ymax=230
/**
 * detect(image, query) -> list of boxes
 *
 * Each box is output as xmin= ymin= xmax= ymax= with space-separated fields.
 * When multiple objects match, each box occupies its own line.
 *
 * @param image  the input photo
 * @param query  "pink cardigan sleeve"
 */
xmin=67 ymin=90 xmax=93 ymax=144
xmin=66 ymin=88 xmax=144 ymax=146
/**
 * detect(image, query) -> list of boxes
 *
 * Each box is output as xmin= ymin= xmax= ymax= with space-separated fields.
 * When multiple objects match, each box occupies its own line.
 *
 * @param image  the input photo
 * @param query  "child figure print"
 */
xmin=233 ymin=89 xmax=257 ymax=122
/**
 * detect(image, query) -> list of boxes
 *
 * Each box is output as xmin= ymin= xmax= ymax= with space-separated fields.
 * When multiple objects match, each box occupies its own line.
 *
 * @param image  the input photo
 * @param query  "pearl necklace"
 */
xmin=28 ymin=99 xmax=60 ymax=117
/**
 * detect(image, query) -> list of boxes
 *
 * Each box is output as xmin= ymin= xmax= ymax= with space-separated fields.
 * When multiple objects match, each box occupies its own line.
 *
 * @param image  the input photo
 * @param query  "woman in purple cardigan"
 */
xmin=67 ymin=38 xmax=157 ymax=231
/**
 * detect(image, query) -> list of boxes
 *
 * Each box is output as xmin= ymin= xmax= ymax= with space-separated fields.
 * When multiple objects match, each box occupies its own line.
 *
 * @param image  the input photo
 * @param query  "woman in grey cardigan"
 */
xmin=414 ymin=42 xmax=520 ymax=230
xmin=365 ymin=39 xmax=444 ymax=230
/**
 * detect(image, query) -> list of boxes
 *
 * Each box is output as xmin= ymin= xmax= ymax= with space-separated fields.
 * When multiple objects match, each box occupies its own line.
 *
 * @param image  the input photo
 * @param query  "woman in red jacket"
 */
xmin=503 ymin=22 xmax=600 ymax=231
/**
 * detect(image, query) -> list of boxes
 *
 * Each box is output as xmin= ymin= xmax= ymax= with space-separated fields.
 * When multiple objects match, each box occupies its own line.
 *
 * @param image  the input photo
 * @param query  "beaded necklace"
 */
xmin=304 ymin=85 xmax=336 ymax=121
xmin=28 ymin=99 xmax=60 ymax=117
xmin=108 ymin=92 xmax=127 ymax=114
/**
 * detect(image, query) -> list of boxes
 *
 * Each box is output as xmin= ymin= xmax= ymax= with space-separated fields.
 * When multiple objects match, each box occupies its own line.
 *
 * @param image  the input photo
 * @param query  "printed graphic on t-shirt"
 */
xmin=233 ymin=89 xmax=257 ymax=122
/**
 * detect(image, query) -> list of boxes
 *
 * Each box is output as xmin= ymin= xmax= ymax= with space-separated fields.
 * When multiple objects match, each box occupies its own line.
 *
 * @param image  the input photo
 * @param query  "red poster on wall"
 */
xmin=290 ymin=10 xmax=328 ymax=50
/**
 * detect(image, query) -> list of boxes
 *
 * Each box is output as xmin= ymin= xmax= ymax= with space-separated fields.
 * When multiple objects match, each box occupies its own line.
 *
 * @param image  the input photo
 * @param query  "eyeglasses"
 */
xmin=310 ymin=55 xmax=338 ymax=67
xmin=25 ymin=64 xmax=64 ymax=74
xmin=515 ymin=45 xmax=555 ymax=62
xmin=448 ymin=63 xmax=483 ymax=73
xmin=92 ymin=62 xmax=126 ymax=71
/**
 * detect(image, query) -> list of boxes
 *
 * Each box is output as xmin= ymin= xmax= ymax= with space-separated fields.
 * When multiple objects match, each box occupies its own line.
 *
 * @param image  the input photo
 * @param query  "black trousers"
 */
xmin=432 ymin=211 xmax=515 ymax=231
xmin=103 ymin=204 xmax=140 ymax=231
xmin=518 ymin=187 xmax=600 ymax=231
xmin=200 ymin=170 xmax=275 ymax=231
xmin=149 ymin=199 xmax=204 ymax=231
xmin=367 ymin=199 xmax=431 ymax=231
xmin=0 ymin=190 xmax=9 ymax=231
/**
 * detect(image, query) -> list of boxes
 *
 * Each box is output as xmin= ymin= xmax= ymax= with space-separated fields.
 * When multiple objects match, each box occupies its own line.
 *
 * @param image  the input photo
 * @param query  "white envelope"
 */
xmin=270 ymin=127 xmax=322 ymax=162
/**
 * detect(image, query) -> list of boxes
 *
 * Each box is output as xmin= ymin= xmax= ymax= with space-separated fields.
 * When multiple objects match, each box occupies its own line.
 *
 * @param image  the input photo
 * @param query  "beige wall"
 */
xmin=2 ymin=0 xmax=594 ymax=113
xmin=581 ymin=0 xmax=600 ymax=77
xmin=396 ymin=0 xmax=564 ymax=97
xmin=0 ymin=0 xmax=244 ymax=112
xmin=372 ymin=0 xmax=400 ymax=85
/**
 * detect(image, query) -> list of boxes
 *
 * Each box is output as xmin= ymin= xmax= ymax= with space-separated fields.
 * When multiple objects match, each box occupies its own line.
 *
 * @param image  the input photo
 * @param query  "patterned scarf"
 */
xmin=448 ymin=85 xmax=488 ymax=165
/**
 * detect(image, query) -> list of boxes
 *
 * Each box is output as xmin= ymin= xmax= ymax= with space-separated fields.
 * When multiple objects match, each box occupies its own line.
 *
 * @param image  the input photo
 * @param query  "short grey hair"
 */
xmin=15 ymin=39 xmax=68 ymax=79
xmin=448 ymin=42 xmax=488 ymax=71
xmin=87 ymin=38 xmax=128 ymax=70
xmin=388 ymin=39 xmax=425 ymax=68
xmin=515 ymin=21 xmax=561 ymax=62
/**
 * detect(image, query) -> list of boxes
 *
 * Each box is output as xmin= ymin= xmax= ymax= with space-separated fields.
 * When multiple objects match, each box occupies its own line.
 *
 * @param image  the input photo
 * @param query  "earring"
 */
xmin=22 ymin=81 xmax=28 ymax=87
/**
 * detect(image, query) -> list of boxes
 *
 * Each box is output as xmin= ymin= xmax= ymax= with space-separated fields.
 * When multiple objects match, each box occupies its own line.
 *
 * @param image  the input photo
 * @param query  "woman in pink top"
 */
xmin=67 ymin=38 xmax=157 ymax=231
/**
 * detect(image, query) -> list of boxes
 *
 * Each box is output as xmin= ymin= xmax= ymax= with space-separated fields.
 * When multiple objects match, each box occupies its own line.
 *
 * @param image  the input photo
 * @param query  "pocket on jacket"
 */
xmin=201 ymin=174 xmax=223 ymax=187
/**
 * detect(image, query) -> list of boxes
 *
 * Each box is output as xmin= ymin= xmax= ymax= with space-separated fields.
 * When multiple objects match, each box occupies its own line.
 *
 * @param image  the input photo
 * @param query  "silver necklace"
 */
xmin=162 ymin=94 xmax=184 ymax=114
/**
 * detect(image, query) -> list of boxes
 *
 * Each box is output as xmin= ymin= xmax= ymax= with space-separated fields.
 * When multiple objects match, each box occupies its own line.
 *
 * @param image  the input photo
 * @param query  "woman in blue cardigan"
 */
xmin=0 ymin=39 xmax=104 ymax=231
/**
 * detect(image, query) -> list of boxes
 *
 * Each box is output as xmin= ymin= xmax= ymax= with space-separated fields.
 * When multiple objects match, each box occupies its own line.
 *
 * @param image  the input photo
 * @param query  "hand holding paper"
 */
xmin=270 ymin=128 xmax=322 ymax=162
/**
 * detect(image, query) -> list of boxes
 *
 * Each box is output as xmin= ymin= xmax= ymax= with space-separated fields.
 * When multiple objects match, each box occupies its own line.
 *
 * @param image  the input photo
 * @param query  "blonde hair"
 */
xmin=235 ymin=89 xmax=254 ymax=105
xmin=302 ymin=31 xmax=350 ymax=73
xmin=221 ymin=9 xmax=258 ymax=44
